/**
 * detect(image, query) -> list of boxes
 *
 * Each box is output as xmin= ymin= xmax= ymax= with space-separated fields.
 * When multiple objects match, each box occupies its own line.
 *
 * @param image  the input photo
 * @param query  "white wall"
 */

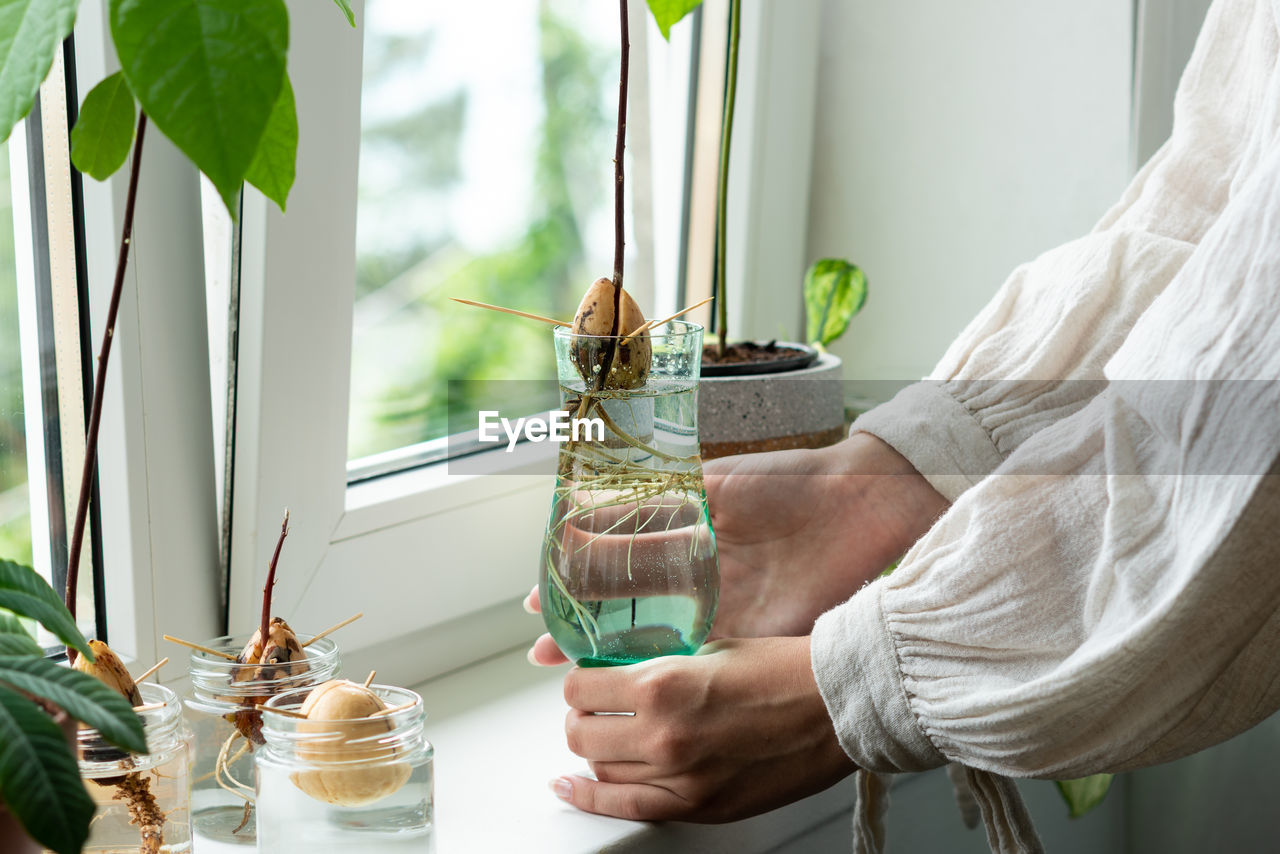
xmin=806 ymin=0 xmax=1134 ymax=386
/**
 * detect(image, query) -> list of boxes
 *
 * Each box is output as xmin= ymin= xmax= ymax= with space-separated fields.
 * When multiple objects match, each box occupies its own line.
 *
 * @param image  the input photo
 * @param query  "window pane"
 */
xmin=4 ymin=62 xmax=105 ymax=645
xmin=349 ymin=0 xmax=622 ymax=464
xmin=0 ymin=140 xmax=32 ymax=568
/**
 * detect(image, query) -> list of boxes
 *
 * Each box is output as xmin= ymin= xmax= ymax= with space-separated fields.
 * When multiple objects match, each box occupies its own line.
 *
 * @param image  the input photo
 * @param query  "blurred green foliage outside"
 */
xmin=0 ymin=141 xmax=34 ymax=565
xmin=349 ymin=0 xmax=618 ymax=460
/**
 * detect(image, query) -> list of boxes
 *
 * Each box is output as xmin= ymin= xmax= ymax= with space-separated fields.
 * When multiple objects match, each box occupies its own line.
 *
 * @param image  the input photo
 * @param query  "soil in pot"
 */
xmin=701 ymin=340 xmax=818 ymax=377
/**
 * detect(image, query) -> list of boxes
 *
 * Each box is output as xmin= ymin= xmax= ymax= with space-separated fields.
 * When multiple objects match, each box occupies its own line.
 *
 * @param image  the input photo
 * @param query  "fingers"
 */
xmin=524 ymin=591 xmax=571 ymax=666
xmin=549 ymin=775 xmax=687 ymax=822
xmin=588 ymin=760 xmax=652 ymax=785
xmin=564 ymin=708 xmax=641 ymax=762
xmin=528 ymin=633 xmax=570 ymax=667
xmin=563 ymin=659 xmax=666 ymax=712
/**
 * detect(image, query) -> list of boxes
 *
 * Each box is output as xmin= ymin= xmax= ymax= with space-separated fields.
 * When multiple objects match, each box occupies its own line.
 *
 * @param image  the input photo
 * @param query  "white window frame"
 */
xmin=229 ymin=0 xmax=820 ymax=687
xmin=70 ymin=1 xmax=223 ymax=669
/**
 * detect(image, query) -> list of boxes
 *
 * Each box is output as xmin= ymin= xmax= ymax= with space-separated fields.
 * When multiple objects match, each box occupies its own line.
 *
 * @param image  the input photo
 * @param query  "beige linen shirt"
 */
xmin=812 ymin=0 xmax=1280 ymax=849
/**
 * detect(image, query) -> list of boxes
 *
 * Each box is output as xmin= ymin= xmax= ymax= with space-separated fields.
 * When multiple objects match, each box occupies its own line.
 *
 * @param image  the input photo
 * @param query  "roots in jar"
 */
xmin=545 ymin=389 xmax=707 ymax=656
xmin=74 ymin=639 xmax=169 ymax=853
xmin=213 ymin=729 xmax=256 ymax=834
xmin=113 ymin=772 xmax=165 ymax=854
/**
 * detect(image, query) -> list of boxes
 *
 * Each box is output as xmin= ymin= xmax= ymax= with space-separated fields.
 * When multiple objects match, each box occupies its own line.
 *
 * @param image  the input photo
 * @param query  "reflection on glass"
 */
xmin=349 ymin=0 xmax=621 ymax=462
xmin=0 ymin=140 xmax=33 ymax=568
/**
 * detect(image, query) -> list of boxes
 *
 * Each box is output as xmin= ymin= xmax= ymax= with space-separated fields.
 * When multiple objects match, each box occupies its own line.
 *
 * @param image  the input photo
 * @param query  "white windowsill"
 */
xmin=414 ymin=646 xmax=859 ymax=853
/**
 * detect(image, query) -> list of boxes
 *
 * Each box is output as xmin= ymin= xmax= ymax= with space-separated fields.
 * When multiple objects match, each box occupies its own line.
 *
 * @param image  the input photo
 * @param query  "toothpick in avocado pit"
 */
xmin=622 ymin=296 xmax=715 ymax=342
xmin=303 ymin=612 xmax=364 ymax=647
xmin=256 ymin=704 xmax=309 ymax=720
xmin=133 ymin=656 xmax=169 ymax=684
xmin=449 ymin=298 xmax=570 ymax=328
xmin=161 ymin=635 xmax=238 ymax=661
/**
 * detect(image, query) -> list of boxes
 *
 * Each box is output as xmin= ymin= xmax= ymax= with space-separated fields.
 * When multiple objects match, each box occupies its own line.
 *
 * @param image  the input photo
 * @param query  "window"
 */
xmin=68 ymin=1 xmax=223 ymax=666
xmin=348 ymin=2 xmax=621 ymax=467
xmin=225 ymin=0 xmax=814 ymax=686
xmin=5 ymin=22 xmax=223 ymax=661
xmin=0 ymin=145 xmax=28 ymax=568
xmin=3 ymin=49 xmax=105 ymax=647
xmin=346 ymin=0 xmax=706 ymax=480
xmin=1 ymin=143 xmax=29 ymax=568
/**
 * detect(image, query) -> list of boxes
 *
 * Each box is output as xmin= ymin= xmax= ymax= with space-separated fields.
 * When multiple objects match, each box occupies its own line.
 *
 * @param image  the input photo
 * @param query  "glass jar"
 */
xmin=256 ymin=685 xmax=434 ymax=852
xmin=183 ymin=634 xmax=340 ymax=846
xmin=541 ymin=320 xmax=719 ymax=666
xmin=74 ymin=682 xmax=192 ymax=853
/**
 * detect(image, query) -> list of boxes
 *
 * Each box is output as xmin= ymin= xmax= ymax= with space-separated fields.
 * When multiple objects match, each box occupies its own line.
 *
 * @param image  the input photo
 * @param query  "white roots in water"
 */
xmin=545 ymin=392 xmax=709 ymax=656
xmin=214 ymin=730 xmax=255 ymax=834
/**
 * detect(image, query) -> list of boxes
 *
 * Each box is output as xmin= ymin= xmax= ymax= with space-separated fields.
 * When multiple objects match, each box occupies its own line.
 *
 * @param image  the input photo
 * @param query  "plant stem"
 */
xmin=65 ymin=112 xmax=148 ymax=655
xmin=715 ymin=0 xmax=741 ymax=356
xmin=612 ymin=0 xmax=629 ymax=300
xmin=590 ymin=0 xmax=630 ymax=398
xmin=257 ymin=511 xmax=291 ymax=654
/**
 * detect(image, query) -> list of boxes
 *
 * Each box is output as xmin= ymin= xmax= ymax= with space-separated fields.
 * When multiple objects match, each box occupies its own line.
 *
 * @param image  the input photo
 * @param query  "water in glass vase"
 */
xmin=541 ymin=329 xmax=719 ymax=667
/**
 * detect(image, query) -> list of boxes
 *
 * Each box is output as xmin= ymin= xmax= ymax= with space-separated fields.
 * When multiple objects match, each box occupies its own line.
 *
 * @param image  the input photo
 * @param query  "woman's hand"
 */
xmin=525 ymin=432 xmax=947 ymax=664
xmin=549 ymin=636 xmax=857 ymax=823
xmin=703 ymin=433 xmax=946 ymax=638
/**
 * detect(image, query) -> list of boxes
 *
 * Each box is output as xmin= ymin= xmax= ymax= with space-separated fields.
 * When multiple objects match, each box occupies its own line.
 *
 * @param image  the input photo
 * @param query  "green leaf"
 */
xmin=804 ymin=258 xmax=868 ymax=348
xmin=109 ymin=0 xmax=290 ymax=214
xmin=646 ymin=0 xmax=703 ymax=40
xmin=0 ymin=611 xmax=32 ymax=638
xmin=0 ymin=559 xmax=91 ymax=660
xmin=332 ymin=0 xmax=355 ymax=27
xmin=0 ymin=0 xmax=80 ymax=142
xmin=69 ymin=70 xmax=136 ymax=180
xmin=1056 ymin=773 xmax=1114 ymax=818
xmin=0 ymin=655 xmax=146 ymax=754
xmin=244 ymin=72 xmax=296 ymax=211
xmin=0 ymin=625 xmax=41 ymax=656
xmin=0 ymin=683 xmax=94 ymax=854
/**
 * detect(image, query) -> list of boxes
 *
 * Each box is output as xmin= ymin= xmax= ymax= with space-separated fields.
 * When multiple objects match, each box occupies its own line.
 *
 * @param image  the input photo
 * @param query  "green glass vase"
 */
xmin=540 ymin=320 xmax=719 ymax=666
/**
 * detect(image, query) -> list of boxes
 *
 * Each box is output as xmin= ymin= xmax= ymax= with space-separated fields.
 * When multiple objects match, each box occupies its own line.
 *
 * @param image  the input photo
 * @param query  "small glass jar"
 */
xmin=182 ymin=635 xmax=340 ymax=846
xmin=256 ymin=685 xmax=434 ymax=853
xmin=75 ymin=682 xmax=192 ymax=853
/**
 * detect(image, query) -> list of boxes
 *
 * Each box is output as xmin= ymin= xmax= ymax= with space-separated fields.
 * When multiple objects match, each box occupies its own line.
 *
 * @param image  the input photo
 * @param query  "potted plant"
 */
xmin=0 ymin=558 xmax=145 ymax=854
xmin=647 ymin=1 xmax=868 ymax=457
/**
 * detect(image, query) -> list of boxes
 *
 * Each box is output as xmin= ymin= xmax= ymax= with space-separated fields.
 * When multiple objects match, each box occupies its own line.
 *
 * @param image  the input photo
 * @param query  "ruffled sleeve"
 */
xmin=814 ymin=70 xmax=1280 ymax=785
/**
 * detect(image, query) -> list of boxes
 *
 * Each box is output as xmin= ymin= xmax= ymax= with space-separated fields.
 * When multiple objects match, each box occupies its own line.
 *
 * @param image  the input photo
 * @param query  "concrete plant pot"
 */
xmin=698 ymin=347 xmax=845 ymax=459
